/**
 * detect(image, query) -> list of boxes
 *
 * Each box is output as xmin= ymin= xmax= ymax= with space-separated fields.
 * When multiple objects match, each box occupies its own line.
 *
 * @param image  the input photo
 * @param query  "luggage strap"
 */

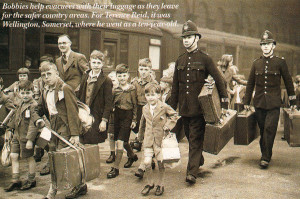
xmin=0 ymin=110 xmax=15 ymax=127
xmin=48 ymin=128 xmax=86 ymax=185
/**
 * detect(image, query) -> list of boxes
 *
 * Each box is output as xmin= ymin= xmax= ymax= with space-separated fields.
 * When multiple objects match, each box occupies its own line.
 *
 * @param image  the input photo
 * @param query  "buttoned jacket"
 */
xmin=244 ymin=56 xmax=296 ymax=109
xmin=169 ymin=49 xmax=228 ymax=117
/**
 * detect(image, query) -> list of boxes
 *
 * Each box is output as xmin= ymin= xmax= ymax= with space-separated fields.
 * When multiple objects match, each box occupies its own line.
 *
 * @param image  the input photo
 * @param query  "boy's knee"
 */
xmin=144 ymin=157 xmax=152 ymax=169
xmin=116 ymin=140 xmax=124 ymax=150
xmin=10 ymin=153 xmax=19 ymax=160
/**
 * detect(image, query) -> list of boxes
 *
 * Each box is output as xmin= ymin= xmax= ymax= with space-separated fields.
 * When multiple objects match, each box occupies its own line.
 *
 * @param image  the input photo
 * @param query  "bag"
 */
xmin=1 ymin=131 xmax=12 ymax=167
xmin=77 ymin=100 xmax=94 ymax=134
xmin=283 ymin=108 xmax=300 ymax=147
xmin=161 ymin=132 xmax=181 ymax=166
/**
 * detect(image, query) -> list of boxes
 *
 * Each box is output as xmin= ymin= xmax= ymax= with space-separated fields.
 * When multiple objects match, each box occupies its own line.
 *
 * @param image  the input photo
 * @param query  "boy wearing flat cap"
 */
xmin=168 ymin=20 xmax=228 ymax=184
xmin=244 ymin=30 xmax=296 ymax=169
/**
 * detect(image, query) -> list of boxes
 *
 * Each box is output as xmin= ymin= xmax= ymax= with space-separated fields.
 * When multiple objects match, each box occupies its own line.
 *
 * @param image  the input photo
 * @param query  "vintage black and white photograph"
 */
xmin=0 ymin=0 xmax=299 ymax=198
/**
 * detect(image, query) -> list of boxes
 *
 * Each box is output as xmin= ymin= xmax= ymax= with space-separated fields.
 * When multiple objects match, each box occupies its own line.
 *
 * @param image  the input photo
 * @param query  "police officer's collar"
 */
xmin=262 ymin=54 xmax=274 ymax=59
xmin=187 ymin=48 xmax=199 ymax=54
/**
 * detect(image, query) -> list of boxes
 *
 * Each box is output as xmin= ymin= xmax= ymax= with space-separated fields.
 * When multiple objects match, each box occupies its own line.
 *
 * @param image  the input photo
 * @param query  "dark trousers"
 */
xmin=255 ymin=107 xmax=280 ymax=162
xmin=132 ymin=105 xmax=143 ymax=135
xmin=182 ymin=115 xmax=206 ymax=177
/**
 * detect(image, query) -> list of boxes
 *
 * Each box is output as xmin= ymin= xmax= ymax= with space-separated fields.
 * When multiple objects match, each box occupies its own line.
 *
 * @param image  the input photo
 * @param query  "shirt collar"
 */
xmin=89 ymin=70 xmax=101 ymax=79
xmin=63 ymin=50 xmax=71 ymax=59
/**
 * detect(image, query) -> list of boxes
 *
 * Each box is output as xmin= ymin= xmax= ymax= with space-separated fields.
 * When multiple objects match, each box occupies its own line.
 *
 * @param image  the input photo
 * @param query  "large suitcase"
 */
xmin=234 ymin=109 xmax=259 ymax=145
xmin=49 ymin=144 xmax=100 ymax=190
xmin=283 ymin=108 xmax=300 ymax=147
xmin=204 ymin=109 xmax=237 ymax=155
xmin=0 ymin=104 xmax=9 ymax=122
xmin=198 ymin=83 xmax=222 ymax=124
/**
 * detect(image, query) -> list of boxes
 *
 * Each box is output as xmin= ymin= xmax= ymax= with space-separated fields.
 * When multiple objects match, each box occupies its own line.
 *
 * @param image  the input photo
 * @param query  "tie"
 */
xmin=62 ymin=54 xmax=67 ymax=65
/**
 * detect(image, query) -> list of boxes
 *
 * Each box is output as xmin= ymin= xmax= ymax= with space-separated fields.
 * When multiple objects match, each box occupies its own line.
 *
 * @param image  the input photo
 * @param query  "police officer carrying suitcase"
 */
xmin=169 ymin=20 xmax=228 ymax=184
xmin=244 ymin=30 xmax=297 ymax=169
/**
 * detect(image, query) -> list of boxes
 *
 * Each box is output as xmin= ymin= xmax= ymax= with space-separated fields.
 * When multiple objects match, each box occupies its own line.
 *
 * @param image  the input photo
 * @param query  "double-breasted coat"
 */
xmin=77 ymin=70 xmax=113 ymax=144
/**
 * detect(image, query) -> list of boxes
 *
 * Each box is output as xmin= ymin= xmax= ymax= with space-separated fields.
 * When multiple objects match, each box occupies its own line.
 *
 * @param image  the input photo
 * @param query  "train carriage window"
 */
xmin=68 ymin=28 xmax=79 ymax=52
xmin=44 ymin=34 xmax=60 ymax=60
xmin=103 ymin=41 xmax=117 ymax=68
xmin=25 ymin=28 xmax=40 ymax=69
xmin=149 ymin=39 xmax=161 ymax=70
xmin=120 ymin=34 xmax=128 ymax=65
xmin=0 ymin=27 xmax=9 ymax=70
xmin=90 ymin=30 xmax=101 ymax=52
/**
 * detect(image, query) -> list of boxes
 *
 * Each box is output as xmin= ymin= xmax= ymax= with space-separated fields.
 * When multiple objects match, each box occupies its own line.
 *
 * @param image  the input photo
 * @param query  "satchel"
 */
xmin=161 ymin=132 xmax=181 ymax=167
xmin=1 ymin=131 xmax=12 ymax=167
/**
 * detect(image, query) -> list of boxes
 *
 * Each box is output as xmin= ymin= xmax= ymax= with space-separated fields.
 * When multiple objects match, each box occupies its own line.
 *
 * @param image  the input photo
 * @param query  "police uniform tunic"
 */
xmin=244 ymin=55 xmax=296 ymax=162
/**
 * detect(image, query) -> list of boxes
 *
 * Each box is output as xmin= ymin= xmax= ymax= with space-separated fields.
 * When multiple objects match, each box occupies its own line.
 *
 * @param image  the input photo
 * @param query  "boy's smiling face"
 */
xmin=19 ymin=74 xmax=28 ymax=82
xmin=116 ymin=72 xmax=129 ymax=86
xmin=90 ymin=58 xmax=103 ymax=74
xmin=138 ymin=65 xmax=151 ymax=79
xmin=19 ymin=89 xmax=33 ymax=103
xmin=145 ymin=91 xmax=160 ymax=106
xmin=41 ymin=69 xmax=59 ymax=87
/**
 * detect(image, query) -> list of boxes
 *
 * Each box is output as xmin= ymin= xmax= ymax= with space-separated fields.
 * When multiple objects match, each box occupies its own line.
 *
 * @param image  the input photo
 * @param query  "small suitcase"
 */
xmin=283 ymin=108 xmax=300 ymax=147
xmin=49 ymin=144 xmax=100 ymax=190
xmin=234 ymin=109 xmax=259 ymax=145
xmin=198 ymin=83 xmax=222 ymax=124
xmin=204 ymin=109 xmax=237 ymax=155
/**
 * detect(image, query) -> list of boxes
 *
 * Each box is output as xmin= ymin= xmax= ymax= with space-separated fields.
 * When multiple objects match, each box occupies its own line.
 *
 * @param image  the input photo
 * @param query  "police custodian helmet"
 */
xmin=181 ymin=20 xmax=201 ymax=39
xmin=260 ymin=30 xmax=276 ymax=45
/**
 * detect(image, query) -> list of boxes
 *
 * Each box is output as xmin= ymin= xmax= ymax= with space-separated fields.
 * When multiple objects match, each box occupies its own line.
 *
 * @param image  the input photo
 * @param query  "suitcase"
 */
xmin=198 ymin=83 xmax=222 ymax=124
xmin=283 ymin=108 xmax=300 ymax=147
xmin=0 ymin=105 xmax=9 ymax=122
xmin=204 ymin=109 xmax=237 ymax=155
xmin=49 ymin=144 xmax=100 ymax=190
xmin=234 ymin=109 xmax=259 ymax=145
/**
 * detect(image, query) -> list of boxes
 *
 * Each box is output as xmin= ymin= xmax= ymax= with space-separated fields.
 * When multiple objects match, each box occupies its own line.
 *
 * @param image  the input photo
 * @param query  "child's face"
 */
xmin=138 ymin=66 xmax=151 ymax=79
xmin=41 ymin=69 xmax=59 ymax=87
xmin=19 ymin=89 xmax=33 ymax=103
xmin=145 ymin=91 xmax=160 ymax=105
xmin=90 ymin=58 xmax=103 ymax=74
xmin=160 ymin=81 xmax=169 ymax=91
xmin=260 ymin=43 xmax=275 ymax=55
xmin=25 ymin=60 xmax=31 ymax=68
xmin=116 ymin=72 xmax=129 ymax=86
xmin=19 ymin=74 xmax=28 ymax=82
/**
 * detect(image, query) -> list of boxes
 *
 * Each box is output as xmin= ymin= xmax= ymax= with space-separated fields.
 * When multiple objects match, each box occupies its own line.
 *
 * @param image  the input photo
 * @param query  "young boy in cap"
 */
xmin=244 ymin=30 xmax=296 ymax=169
xmin=107 ymin=63 xmax=138 ymax=178
xmin=139 ymin=83 xmax=179 ymax=196
xmin=168 ymin=20 xmax=228 ymax=184
xmin=4 ymin=80 xmax=41 ymax=192
xmin=34 ymin=61 xmax=83 ymax=199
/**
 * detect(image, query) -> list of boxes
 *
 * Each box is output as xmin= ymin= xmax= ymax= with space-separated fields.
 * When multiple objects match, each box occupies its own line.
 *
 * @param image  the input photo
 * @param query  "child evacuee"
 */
xmin=107 ymin=64 xmax=138 ymax=178
xmin=34 ymin=61 xmax=84 ymax=199
xmin=131 ymin=58 xmax=158 ymax=151
xmin=4 ymin=67 xmax=30 ymax=106
xmin=106 ymin=71 xmax=119 ymax=163
xmin=77 ymin=50 xmax=113 ymax=145
xmin=4 ymin=80 xmax=41 ymax=192
xmin=138 ymin=83 xmax=179 ymax=196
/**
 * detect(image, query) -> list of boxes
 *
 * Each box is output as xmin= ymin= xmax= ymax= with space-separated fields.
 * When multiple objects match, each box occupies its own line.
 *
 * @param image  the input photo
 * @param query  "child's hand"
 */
xmin=36 ymin=119 xmax=45 ymax=129
xmin=26 ymin=140 xmax=33 ymax=149
xmin=99 ymin=120 xmax=107 ymax=132
xmin=163 ymin=126 xmax=170 ymax=132
xmin=130 ymin=122 xmax=136 ymax=129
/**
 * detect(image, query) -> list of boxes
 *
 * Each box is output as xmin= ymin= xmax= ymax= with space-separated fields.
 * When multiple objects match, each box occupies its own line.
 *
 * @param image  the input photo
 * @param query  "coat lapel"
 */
xmin=63 ymin=51 xmax=75 ymax=72
xmin=90 ymin=72 xmax=106 ymax=105
xmin=56 ymin=57 xmax=64 ymax=77
xmin=54 ymin=79 xmax=64 ymax=104
xmin=153 ymin=101 xmax=164 ymax=120
xmin=79 ymin=73 xmax=89 ymax=102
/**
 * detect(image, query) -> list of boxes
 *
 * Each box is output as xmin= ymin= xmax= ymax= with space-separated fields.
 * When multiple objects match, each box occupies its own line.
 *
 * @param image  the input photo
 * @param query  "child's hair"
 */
xmin=0 ymin=76 xmax=3 ymax=86
xmin=19 ymin=80 xmax=34 ymax=91
xmin=40 ymin=54 xmax=54 ymax=63
xmin=220 ymin=54 xmax=233 ymax=70
xmin=145 ymin=83 xmax=161 ymax=94
xmin=25 ymin=56 xmax=32 ymax=62
xmin=138 ymin=58 xmax=152 ymax=69
xmin=90 ymin=50 xmax=105 ymax=61
xmin=116 ymin=64 xmax=129 ymax=73
xmin=39 ymin=61 xmax=58 ymax=73
xmin=17 ymin=67 xmax=30 ymax=75
xmin=108 ymin=71 xmax=116 ymax=79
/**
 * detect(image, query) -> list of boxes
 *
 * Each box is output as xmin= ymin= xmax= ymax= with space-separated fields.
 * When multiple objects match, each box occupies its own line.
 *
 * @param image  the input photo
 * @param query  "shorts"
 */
xmin=114 ymin=107 xmax=133 ymax=142
xmin=11 ymin=137 xmax=35 ymax=159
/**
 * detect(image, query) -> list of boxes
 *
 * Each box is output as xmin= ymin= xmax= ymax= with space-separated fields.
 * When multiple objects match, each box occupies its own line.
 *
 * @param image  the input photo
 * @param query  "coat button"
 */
xmin=186 ymin=92 xmax=189 ymax=94
xmin=187 ymin=68 xmax=190 ymax=70
xmin=265 ymin=81 xmax=267 ymax=84
xmin=265 ymin=86 xmax=267 ymax=89
xmin=265 ymin=76 xmax=267 ymax=79
xmin=188 ymin=62 xmax=190 ymax=65
xmin=264 ymin=91 xmax=267 ymax=94
xmin=189 ymin=57 xmax=191 ymax=59
xmin=187 ymin=86 xmax=189 ymax=88
xmin=187 ymin=74 xmax=190 ymax=76
xmin=187 ymin=80 xmax=189 ymax=82
xmin=266 ymin=61 xmax=268 ymax=63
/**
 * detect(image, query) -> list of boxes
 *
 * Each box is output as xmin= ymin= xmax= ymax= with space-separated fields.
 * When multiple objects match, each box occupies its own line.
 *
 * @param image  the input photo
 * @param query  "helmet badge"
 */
xmin=263 ymin=32 xmax=268 ymax=40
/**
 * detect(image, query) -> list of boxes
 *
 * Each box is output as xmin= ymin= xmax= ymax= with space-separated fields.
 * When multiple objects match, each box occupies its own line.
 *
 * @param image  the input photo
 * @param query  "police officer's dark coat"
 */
xmin=244 ymin=55 xmax=296 ymax=109
xmin=169 ymin=49 xmax=228 ymax=117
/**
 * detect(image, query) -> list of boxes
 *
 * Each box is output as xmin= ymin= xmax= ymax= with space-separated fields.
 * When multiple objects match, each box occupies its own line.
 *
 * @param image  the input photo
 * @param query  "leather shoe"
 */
xmin=259 ymin=160 xmax=269 ymax=169
xmin=141 ymin=184 xmax=154 ymax=196
xmin=40 ymin=164 xmax=50 ymax=176
xmin=134 ymin=169 xmax=145 ymax=179
xmin=106 ymin=152 xmax=115 ymax=164
xmin=65 ymin=183 xmax=87 ymax=199
xmin=4 ymin=181 xmax=22 ymax=192
xmin=131 ymin=138 xmax=142 ymax=152
xmin=151 ymin=159 xmax=156 ymax=170
xmin=107 ymin=167 xmax=119 ymax=179
xmin=186 ymin=174 xmax=196 ymax=184
xmin=20 ymin=180 xmax=36 ymax=190
xmin=124 ymin=154 xmax=138 ymax=168
xmin=155 ymin=185 xmax=164 ymax=196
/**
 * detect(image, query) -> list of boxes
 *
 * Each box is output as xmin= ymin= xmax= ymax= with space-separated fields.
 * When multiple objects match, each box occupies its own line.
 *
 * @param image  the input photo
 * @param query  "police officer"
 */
xmin=244 ymin=30 xmax=296 ymax=169
xmin=169 ymin=20 xmax=228 ymax=184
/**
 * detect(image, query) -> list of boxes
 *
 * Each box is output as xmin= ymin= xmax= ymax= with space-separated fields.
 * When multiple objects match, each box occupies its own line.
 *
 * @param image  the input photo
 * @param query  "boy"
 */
xmin=34 ymin=61 xmax=83 ymax=199
xmin=244 ymin=30 xmax=296 ymax=169
xmin=4 ymin=80 xmax=40 ymax=192
xmin=139 ymin=83 xmax=179 ymax=196
xmin=107 ymin=64 xmax=138 ymax=178
xmin=4 ymin=67 xmax=30 ymax=105
xmin=77 ymin=50 xmax=113 ymax=145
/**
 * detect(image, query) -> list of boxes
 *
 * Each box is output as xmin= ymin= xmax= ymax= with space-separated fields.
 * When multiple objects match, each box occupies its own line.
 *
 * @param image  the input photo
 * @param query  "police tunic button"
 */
xmin=265 ymin=86 xmax=267 ymax=89
xmin=187 ymin=86 xmax=189 ymax=88
xmin=186 ymin=92 xmax=189 ymax=94
xmin=187 ymin=80 xmax=189 ymax=82
xmin=265 ymin=76 xmax=267 ymax=79
xmin=265 ymin=81 xmax=267 ymax=84
xmin=188 ymin=62 xmax=190 ymax=65
xmin=187 ymin=68 xmax=190 ymax=70
xmin=264 ymin=91 xmax=267 ymax=94
xmin=189 ymin=57 xmax=191 ymax=59
xmin=266 ymin=61 xmax=268 ymax=63
xmin=187 ymin=74 xmax=190 ymax=76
